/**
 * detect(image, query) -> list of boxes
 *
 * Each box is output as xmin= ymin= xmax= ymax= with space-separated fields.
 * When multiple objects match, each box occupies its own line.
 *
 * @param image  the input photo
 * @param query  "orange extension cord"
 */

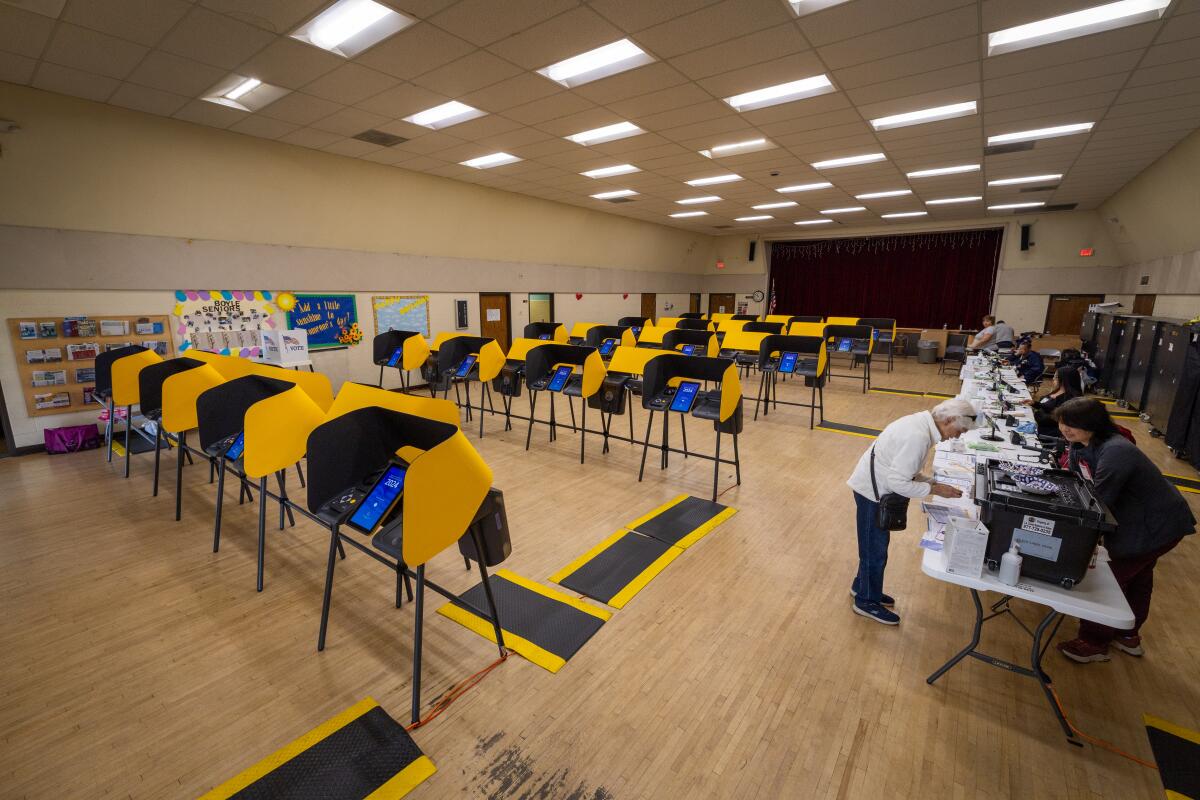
xmin=1047 ymin=684 xmax=1158 ymax=769
xmin=406 ymin=650 xmax=509 ymax=731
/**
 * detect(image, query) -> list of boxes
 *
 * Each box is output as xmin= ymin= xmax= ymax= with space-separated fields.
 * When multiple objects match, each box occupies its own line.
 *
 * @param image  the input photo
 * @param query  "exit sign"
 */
xmin=1079 ymin=248 xmax=1094 ymax=257
xmin=716 ymin=260 xmax=726 ymax=269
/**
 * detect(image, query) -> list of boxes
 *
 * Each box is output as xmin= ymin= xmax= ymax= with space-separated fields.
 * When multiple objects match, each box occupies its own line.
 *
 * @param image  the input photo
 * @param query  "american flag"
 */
xmin=769 ymin=280 xmax=777 ymax=313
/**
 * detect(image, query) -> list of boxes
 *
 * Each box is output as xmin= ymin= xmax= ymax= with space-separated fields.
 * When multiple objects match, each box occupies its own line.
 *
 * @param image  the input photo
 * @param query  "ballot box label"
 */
xmin=1021 ymin=515 xmax=1055 ymax=536
xmin=1013 ymin=528 xmax=1061 ymax=562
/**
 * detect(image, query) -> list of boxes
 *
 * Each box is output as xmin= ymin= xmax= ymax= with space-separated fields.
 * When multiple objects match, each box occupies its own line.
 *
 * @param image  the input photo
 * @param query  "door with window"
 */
xmin=709 ymin=293 xmax=736 ymax=315
xmin=528 ymin=293 xmax=554 ymax=324
xmin=689 ymin=293 xmax=701 ymax=313
xmin=1045 ymin=294 xmax=1104 ymax=335
xmin=641 ymin=293 xmax=656 ymax=322
xmin=480 ymin=293 xmax=511 ymax=351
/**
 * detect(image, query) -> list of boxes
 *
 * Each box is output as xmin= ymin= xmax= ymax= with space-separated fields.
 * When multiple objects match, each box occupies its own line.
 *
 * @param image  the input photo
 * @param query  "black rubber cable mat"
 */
xmin=1165 ymin=473 xmax=1200 ymax=494
xmin=816 ymin=420 xmax=881 ymax=438
xmin=549 ymin=530 xmax=682 ymax=609
xmin=437 ymin=569 xmax=610 ymax=673
xmin=1145 ymin=714 xmax=1200 ymax=800
xmin=625 ymin=494 xmax=737 ymax=549
xmin=199 ymin=698 xmax=434 ymax=799
xmin=869 ymin=386 xmax=924 ymax=396
xmin=924 ymin=391 xmax=955 ymax=398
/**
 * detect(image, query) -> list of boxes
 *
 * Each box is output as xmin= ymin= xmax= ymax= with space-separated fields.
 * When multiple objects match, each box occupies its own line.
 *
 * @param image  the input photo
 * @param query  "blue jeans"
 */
xmin=853 ymin=491 xmax=891 ymax=604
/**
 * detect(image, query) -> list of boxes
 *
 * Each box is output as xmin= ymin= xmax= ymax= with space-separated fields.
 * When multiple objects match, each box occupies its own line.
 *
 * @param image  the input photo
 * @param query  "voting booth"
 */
xmin=662 ymin=328 xmax=718 ymax=357
xmin=95 ymin=345 xmax=158 ymax=473
xmin=584 ymin=325 xmax=636 ymax=359
xmin=857 ymin=317 xmax=897 ymax=372
xmin=589 ymin=345 xmax=666 ymax=452
xmin=138 ymin=357 xmax=208 ymax=497
xmin=754 ymin=334 xmax=828 ymax=427
xmin=435 ymin=335 xmax=505 ymax=436
xmin=160 ymin=356 xmax=228 ymax=521
xmin=523 ymin=322 xmax=567 ymax=342
xmin=823 ymin=323 xmax=875 ymax=392
xmin=372 ymin=329 xmax=430 ymax=391
xmin=523 ymin=343 xmax=606 ymax=463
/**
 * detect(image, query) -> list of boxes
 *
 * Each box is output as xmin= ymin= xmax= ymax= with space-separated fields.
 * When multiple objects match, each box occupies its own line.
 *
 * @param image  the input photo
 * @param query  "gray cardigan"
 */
xmin=1070 ymin=435 xmax=1195 ymax=559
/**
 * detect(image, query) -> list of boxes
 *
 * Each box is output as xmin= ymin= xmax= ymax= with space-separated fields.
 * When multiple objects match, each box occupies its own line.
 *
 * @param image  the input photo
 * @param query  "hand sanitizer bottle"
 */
xmin=999 ymin=542 xmax=1022 ymax=586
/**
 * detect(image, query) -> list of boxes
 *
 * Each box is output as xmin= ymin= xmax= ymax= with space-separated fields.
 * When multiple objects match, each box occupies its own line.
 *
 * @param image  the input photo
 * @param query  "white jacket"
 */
xmin=847 ymin=410 xmax=942 ymax=500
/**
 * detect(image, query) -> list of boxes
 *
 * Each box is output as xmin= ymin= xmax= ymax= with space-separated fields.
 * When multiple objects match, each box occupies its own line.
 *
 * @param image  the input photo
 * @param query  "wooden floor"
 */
xmin=1 ymin=357 xmax=1197 ymax=799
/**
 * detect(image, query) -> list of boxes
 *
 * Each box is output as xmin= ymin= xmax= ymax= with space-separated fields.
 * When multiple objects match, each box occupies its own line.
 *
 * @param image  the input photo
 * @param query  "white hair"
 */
xmin=931 ymin=397 xmax=977 ymax=431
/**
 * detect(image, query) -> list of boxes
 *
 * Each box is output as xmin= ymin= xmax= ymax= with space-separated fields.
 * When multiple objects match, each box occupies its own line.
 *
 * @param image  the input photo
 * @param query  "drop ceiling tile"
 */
xmin=360 ymin=146 xmax=416 ymax=165
xmin=817 ymin=6 xmax=979 ymax=71
xmin=668 ymin=22 xmax=806 ymax=80
xmin=321 ymin=137 xmax=382 ymax=157
xmin=237 ymin=36 xmax=343 ymax=90
xmin=635 ymin=0 xmax=792 ymax=59
xmin=42 ymin=23 xmax=149 ymax=80
xmin=571 ymin=61 xmax=692 ymax=105
xmin=981 ymin=0 xmax=1131 ymax=32
xmin=755 ymin=107 xmax=861 ymax=136
xmin=502 ymin=91 xmax=598 ymax=125
xmin=373 ymin=118 xmax=428 ymax=140
xmin=473 ymin=126 xmax=555 ymax=150
xmin=835 ymin=38 xmax=978 ymax=94
xmin=1107 ymin=92 xmax=1200 ymax=118
xmin=1140 ymin=38 xmax=1200 ymax=69
xmin=63 ymin=0 xmax=191 ymax=46
xmin=591 ymin=135 xmax=679 ymax=157
xmin=160 ymin=6 xmax=276 ymax=70
xmin=512 ymin=137 xmax=586 ymax=159
xmin=985 ymin=73 xmax=1126 ymax=110
xmin=439 ymin=113 xmax=524 ymax=140
xmin=658 ymin=114 xmax=758 ymax=143
xmin=173 ymin=97 xmax=247 ymax=128
xmin=309 ymin=105 xmax=390 ymax=136
xmin=797 ymin=0 xmax=972 ymax=47
xmin=412 ymin=49 xmax=523 ymax=97
xmin=355 ymin=23 xmax=475 ymax=80
xmin=108 ymin=82 xmax=190 ymax=115
xmin=485 ymin=5 xmax=625 ymax=70
xmin=1117 ymin=77 xmax=1200 ymax=105
xmin=0 ymin=50 xmax=36 ymax=84
xmin=229 ymin=113 xmax=299 ymax=139
xmin=738 ymin=89 xmax=855 ymax=125
xmin=354 ymin=82 xmax=448 ymax=117
xmin=31 ymin=61 xmax=118 ymax=101
xmin=303 ymin=63 xmax=400 ymax=105
xmin=126 ymin=51 xmax=227 ymax=97
xmin=394 ymin=155 xmax=448 ymax=171
xmin=1156 ymin=9 xmax=1200 ymax=44
xmin=606 ymin=81 xmax=714 ymax=119
xmin=856 ymin=83 xmax=980 ymax=122
xmin=279 ymin=126 xmax=342 ymax=148
xmin=773 ymin=121 xmax=873 ymax=148
xmin=459 ymin=72 xmax=563 ymax=113
xmin=198 ymin=0 xmax=328 ymax=34
xmin=633 ymin=99 xmax=736 ymax=132
xmin=0 ymin=4 xmax=56 ymax=58
xmin=259 ymin=90 xmax=343 ymax=125
xmin=428 ymin=0 xmax=578 ymax=47
xmin=843 ymin=62 xmax=980 ymax=107
xmin=693 ymin=51 xmax=827 ymax=99
xmin=984 ymin=27 xmax=1157 ymax=79
xmin=392 ymin=131 xmax=467 ymax=155
xmin=1126 ymin=57 xmax=1200 ymax=88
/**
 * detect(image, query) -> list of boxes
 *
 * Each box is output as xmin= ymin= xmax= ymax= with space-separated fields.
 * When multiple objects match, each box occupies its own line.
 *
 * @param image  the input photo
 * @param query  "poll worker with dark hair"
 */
xmin=1021 ymin=365 xmax=1083 ymax=437
xmin=1010 ymin=338 xmax=1044 ymax=385
xmin=1053 ymin=397 xmax=1195 ymax=663
xmin=845 ymin=398 xmax=975 ymax=625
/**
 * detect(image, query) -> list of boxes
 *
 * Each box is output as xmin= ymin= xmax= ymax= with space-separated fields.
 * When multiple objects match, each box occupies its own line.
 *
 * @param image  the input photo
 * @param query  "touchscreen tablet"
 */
xmin=669 ymin=381 xmax=701 ymax=413
xmin=386 ymin=346 xmax=403 ymax=368
xmin=547 ymin=364 xmax=573 ymax=392
xmin=778 ymin=351 xmax=799 ymax=374
xmin=681 ymin=344 xmax=696 ymax=356
xmin=837 ymin=338 xmax=852 ymax=352
xmin=224 ymin=431 xmax=245 ymax=461
xmin=538 ymin=333 xmax=551 ymax=340
xmin=598 ymin=338 xmax=617 ymax=357
xmin=631 ymin=326 xmax=642 ymax=337
xmin=347 ymin=462 xmax=407 ymax=535
xmin=455 ymin=354 xmax=478 ymax=378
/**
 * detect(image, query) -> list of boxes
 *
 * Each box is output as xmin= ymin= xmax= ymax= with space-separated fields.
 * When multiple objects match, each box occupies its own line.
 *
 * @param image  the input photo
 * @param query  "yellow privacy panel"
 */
xmin=581 ymin=350 xmax=607 ymax=398
xmin=788 ymin=321 xmax=825 ymax=338
xmin=657 ymin=317 xmax=684 ymax=329
xmin=327 ymin=382 xmax=459 ymax=428
xmin=826 ymin=316 xmax=859 ymax=326
xmin=243 ymin=385 xmax=326 ymax=479
xmin=402 ymin=334 xmax=431 ymax=371
xmin=186 ymin=350 xmax=256 ymax=379
xmin=161 ymin=364 xmax=224 ymax=433
xmin=765 ymin=315 xmax=792 ymax=324
xmin=402 ymin=430 xmax=492 ymax=567
xmin=248 ymin=362 xmax=334 ymax=411
xmin=721 ymin=329 xmax=769 ymax=353
xmin=710 ymin=313 xmax=733 ymax=324
xmin=570 ymin=322 xmax=600 ymax=339
xmin=550 ymin=324 xmax=569 ymax=343
xmin=636 ymin=325 xmax=668 ymax=345
xmin=506 ymin=337 xmax=551 ymax=362
xmin=717 ymin=319 xmax=747 ymax=335
xmin=607 ymin=345 xmax=665 ymax=377
xmin=619 ymin=329 xmax=637 ymax=347
xmin=430 ymin=331 xmax=463 ymax=351
xmin=477 ymin=340 xmax=506 ymax=382
xmin=705 ymin=336 xmax=720 ymax=357
xmin=719 ymin=362 xmax=742 ymax=423
xmin=111 ymin=349 xmax=162 ymax=406
xmin=816 ymin=345 xmax=829 ymax=375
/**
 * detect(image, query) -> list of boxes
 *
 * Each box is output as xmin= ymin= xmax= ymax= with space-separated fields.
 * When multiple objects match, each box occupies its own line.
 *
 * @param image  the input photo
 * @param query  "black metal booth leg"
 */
xmin=317 ymin=527 xmax=340 ymax=652
xmin=256 ymin=476 xmax=267 ymax=592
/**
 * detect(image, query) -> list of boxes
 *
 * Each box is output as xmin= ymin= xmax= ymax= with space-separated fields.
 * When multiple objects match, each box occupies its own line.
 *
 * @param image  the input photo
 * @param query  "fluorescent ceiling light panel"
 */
xmin=812 ymin=153 xmax=886 ymax=169
xmin=203 ymin=74 xmax=288 ymax=112
xmin=591 ymin=189 xmax=637 ymax=199
xmin=777 ymin=182 xmax=832 ymax=193
xmin=723 ymin=74 xmax=835 ymax=112
xmin=670 ymin=211 xmax=708 ymax=218
xmin=870 ymin=101 xmax=977 ymax=131
xmin=989 ymin=201 xmax=1046 ymax=210
xmin=789 ymin=0 xmax=853 ymax=16
xmin=987 ymin=123 xmax=1093 ymax=145
xmin=882 ymin=211 xmax=928 ymax=219
xmin=676 ymin=196 xmax=722 ymax=205
xmin=537 ymin=38 xmax=654 ymax=88
xmin=225 ymin=77 xmax=261 ymax=100
xmin=820 ymin=206 xmax=867 ymax=214
xmin=460 ymin=152 xmax=521 ymax=169
xmin=795 ymin=219 xmax=834 ymax=225
xmin=581 ymin=164 xmax=639 ymax=178
xmin=988 ymin=174 xmax=1063 ymax=186
xmin=291 ymin=0 xmax=414 ymax=58
xmin=925 ymin=196 xmax=983 ymax=205
xmin=403 ymin=100 xmax=485 ymax=130
xmin=988 ymin=0 xmax=1171 ymax=56
xmin=566 ymin=121 xmax=643 ymax=145
xmin=855 ymin=189 xmax=912 ymax=200
xmin=700 ymin=138 xmax=773 ymax=158
xmin=907 ymin=163 xmax=980 ymax=178
xmin=686 ymin=173 xmax=743 ymax=186
xmin=736 ymin=215 xmax=773 ymax=222
xmin=753 ymin=201 xmax=798 ymax=210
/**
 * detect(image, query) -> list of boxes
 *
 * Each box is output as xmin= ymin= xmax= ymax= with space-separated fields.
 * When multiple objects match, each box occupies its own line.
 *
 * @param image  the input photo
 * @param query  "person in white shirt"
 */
xmin=846 ymin=398 xmax=976 ymax=625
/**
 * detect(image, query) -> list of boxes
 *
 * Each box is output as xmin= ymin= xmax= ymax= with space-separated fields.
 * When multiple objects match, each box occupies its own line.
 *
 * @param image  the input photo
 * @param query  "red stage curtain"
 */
xmin=768 ymin=229 xmax=1003 ymax=328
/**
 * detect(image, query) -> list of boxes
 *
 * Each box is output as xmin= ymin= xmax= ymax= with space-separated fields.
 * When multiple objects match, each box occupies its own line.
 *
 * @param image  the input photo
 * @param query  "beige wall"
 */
xmin=1153 ymin=295 xmax=1200 ymax=319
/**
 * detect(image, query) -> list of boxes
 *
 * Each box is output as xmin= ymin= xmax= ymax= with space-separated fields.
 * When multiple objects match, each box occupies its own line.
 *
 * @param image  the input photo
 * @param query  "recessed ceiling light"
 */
xmin=736 ymin=215 xmax=773 ymax=222
xmin=777 ymin=182 xmax=833 ymax=193
xmin=590 ymin=189 xmax=637 ymax=199
xmin=855 ymin=189 xmax=912 ymax=200
xmin=670 ymin=211 xmax=708 ymax=218
xmin=566 ymin=121 xmax=643 ymax=145
xmin=870 ymin=101 xmax=977 ymax=131
xmin=987 ymin=123 xmax=1093 ymax=145
xmin=925 ymin=196 xmax=983 ymax=205
xmin=403 ymin=100 xmax=485 ymax=130
xmin=753 ymin=201 xmax=798 ymax=210
xmin=537 ymin=38 xmax=654 ymax=87
xmin=988 ymin=173 xmax=1064 ymax=186
xmin=821 ymin=206 xmax=867 ymax=214
xmin=686 ymin=173 xmax=742 ymax=186
xmin=812 ymin=153 xmax=886 ymax=169
xmin=989 ymin=201 xmax=1046 ymax=210
xmin=795 ymin=219 xmax=834 ymax=225
xmin=291 ymin=0 xmax=415 ymax=58
xmin=700 ymin=138 xmax=774 ymax=158
xmin=988 ymin=0 xmax=1171 ymax=56
xmin=203 ymin=75 xmax=288 ymax=112
xmin=789 ymin=0 xmax=853 ymax=16
xmin=225 ymin=77 xmax=261 ymax=101
xmin=676 ymin=196 xmax=722 ymax=205
xmin=724 ymin=74 xmax=835 ymax=112
xmin=460 ymin=152 xmax=521 ymax=169
xmin=882 ymin=211 xmax=928 ymax=219
xmin=907 ymin=164 xmax=980 ymax=178
xmin=581 ymin=164 xmax=640 ymax=178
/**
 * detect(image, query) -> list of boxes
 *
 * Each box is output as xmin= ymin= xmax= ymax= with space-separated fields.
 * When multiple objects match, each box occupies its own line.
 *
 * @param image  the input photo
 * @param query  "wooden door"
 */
xmin=690 ymin=293 xmax=701 ymax=313
xmin=528 ymin=293 xmax=554 ymax=324
xmin=641 ymin=293 xmax=656 ymax=322
xmin=709 ymin=293 xmax=736 ymax=315
xmin=1045 ymin=294 xmax=1104 ymax=335
xmin=1133 ymin=294 xmax=1156 ymax=316
xmin=479 ymin=293 xmax=511 ymax=351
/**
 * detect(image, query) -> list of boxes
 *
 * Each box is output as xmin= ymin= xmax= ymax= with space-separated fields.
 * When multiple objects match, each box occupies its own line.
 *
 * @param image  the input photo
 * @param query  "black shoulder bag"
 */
xmin=870 ymin=446 xmax=910 ymax=531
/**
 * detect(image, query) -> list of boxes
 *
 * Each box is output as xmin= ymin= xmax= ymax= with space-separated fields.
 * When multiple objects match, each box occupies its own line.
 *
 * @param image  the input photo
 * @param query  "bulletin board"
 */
xmin=7 ymin=315 xmax=176 ymax=417
xmin=286 ymin=294 xmax=359 ymax=350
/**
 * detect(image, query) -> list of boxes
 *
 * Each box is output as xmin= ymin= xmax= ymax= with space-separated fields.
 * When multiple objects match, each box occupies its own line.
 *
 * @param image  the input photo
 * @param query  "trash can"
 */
xmin=917 ymin=340 xmax=938 ymax=364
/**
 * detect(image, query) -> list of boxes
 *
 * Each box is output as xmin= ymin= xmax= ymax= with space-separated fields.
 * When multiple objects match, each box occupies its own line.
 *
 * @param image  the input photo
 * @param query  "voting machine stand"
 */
xmin=522 ymin=344 xmax=606 ymax=463
xmin=372 ymin=329 xmax=429 ymax=392
xmin=523 ymin=321 xmax=567 ymax=342
xmin=662 ymin=328 xmax=718 ymax=357
xmin=618 ymin=316 xmax=650 ymax=331
xmin=637 ymin=354 xmax=743 ymax=501
xmin=857 ymin=317 xmax=897 ymax=373
xmin=96 ymin=345 xmax=162 ymax=477
xmin=306 ymin=406 xmax=507 ymax=724
xmin=586 ymin=345 xmax=664 ymax=454
xmin=139 ymin=357 xmax=205 ymax=497
xmin=823 ymin=323 xmax=875 ymax=393
xmin=436 ymin=336 xmax=504 ymax=438
xmin=159 ymin=356 xmax=230 ymax=522
xmin=753 ymin=335 xmax=828 ymax=428
xmin=585 ymin=324 xmax=637 ymax=360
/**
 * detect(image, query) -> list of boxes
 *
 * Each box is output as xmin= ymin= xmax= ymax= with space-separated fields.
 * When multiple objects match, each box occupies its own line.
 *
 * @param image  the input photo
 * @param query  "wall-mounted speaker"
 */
xmin=1019 ymin=223 xmax=1033 ymax=251
xmin=748 ymin=240 xmax=757 ymax=262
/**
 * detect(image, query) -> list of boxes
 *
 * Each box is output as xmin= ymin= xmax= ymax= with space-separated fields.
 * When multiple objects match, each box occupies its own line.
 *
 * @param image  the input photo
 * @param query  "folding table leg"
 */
xmin=411 ymin=565 xmax=426 ymax=725
xmin=317 ymin=527 xmax=340 ymax=652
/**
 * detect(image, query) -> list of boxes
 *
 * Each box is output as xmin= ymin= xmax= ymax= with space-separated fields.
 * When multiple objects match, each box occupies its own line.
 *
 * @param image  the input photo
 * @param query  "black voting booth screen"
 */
xmin=196 ymin=375 xmax=296 ymax=452
xmin=138 ymin=357 xmax=205 ymax=418
xmin=95 ymin=344 xmax=149 ymax=398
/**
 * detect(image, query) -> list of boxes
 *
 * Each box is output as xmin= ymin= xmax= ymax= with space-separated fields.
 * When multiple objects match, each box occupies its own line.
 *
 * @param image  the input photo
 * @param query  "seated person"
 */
xmin=1020 ymin=365 xmax=1082 ymax=437
xmin=970 ymin=314 xmax=998 ymax=350
xmin=1009 ymin=339 xmax=1044 ymax=384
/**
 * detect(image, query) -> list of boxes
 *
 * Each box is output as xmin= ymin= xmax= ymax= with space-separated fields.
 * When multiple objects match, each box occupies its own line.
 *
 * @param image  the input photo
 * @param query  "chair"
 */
xmin=940 ymin=333 xmax=969 ymax=374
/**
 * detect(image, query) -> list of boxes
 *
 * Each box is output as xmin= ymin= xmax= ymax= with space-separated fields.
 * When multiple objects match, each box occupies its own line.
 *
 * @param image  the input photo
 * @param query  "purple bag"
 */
xmin=44 ymin=424 xmax=101 ymax=454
